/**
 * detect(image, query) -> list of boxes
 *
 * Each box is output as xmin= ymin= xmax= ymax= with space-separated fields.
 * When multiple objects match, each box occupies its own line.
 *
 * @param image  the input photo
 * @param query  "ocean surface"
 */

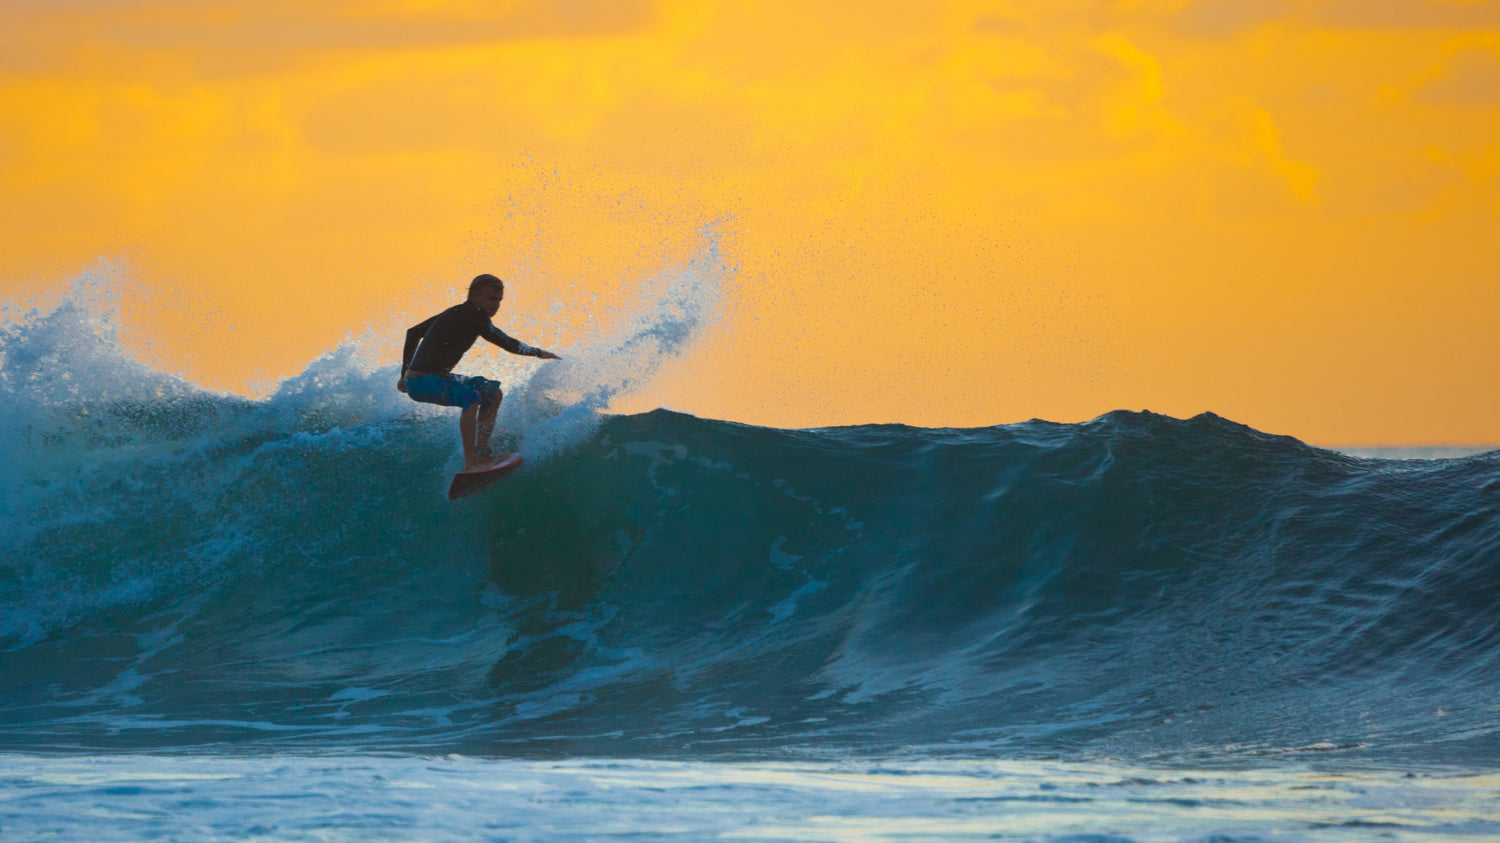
xmin=2 ymin=287 xmax=1498 ymax=840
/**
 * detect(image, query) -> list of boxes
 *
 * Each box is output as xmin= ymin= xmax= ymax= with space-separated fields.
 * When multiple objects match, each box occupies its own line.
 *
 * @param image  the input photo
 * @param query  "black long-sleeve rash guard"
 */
xmin=402 ymin=302 xmax=539 ymax=375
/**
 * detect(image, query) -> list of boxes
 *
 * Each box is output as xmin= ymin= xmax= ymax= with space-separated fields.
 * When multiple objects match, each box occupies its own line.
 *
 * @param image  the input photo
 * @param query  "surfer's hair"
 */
xmin=469 ymin=274 xmax=504 ymax=298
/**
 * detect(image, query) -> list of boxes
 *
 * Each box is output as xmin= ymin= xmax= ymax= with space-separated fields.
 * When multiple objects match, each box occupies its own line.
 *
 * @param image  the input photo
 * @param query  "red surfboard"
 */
xmin=447 ymin=452 xmax=524 ymax=501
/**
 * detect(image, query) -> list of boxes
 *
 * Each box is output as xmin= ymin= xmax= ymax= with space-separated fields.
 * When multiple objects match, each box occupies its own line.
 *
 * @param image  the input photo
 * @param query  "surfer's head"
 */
xmin=468 ymin=274 xmax=504 ymax=317
xmin=469 ymin=274 xmax=504 ymax=299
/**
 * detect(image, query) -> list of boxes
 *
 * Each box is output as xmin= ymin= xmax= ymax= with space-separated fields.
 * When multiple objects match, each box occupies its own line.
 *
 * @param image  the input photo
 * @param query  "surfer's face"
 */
xmin=471 ymin=287 xmax=503 ymax=317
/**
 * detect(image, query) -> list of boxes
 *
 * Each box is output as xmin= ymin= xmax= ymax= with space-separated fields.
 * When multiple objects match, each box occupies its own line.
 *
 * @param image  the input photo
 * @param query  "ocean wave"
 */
xmin=2 ymin=277 xmax=1498 ymax=765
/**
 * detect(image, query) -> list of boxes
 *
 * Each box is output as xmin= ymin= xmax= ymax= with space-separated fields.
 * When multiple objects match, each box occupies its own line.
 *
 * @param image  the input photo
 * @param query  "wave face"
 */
xmin=2 ymin=303 xmax=1499 ymax=765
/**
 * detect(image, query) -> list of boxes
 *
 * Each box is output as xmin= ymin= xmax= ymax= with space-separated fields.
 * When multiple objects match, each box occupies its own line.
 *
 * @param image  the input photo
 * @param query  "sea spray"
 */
xmin=505 ymin=238 xmax=727 ymax=464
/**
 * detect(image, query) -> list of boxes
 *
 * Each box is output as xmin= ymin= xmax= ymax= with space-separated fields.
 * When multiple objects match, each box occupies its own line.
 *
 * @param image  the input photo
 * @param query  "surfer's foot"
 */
xmin=464 ymin=456 xmax=501 ymax=472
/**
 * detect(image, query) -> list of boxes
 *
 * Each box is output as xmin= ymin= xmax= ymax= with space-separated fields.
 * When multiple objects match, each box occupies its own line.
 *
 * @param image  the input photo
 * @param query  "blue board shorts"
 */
xmin=405 ymin=373 xmax=501 ymax=410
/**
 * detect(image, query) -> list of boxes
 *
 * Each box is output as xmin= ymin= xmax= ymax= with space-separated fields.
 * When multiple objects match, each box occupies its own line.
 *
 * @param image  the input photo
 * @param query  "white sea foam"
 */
xmin=1 ymin=753 xmax=1496 ymax=842
xmin=0 ymin=276 xmax=411 ymax=645
xmin=0 ymin=240 xmax=726 ymax=646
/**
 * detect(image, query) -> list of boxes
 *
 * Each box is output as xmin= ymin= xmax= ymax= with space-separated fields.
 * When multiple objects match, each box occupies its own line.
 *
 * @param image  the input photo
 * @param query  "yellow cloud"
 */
xmin=0 ymin=0 xmax=654 ymax=77
xmin=1175 ymin=0 xmax=1500 ymax=36
xmin=1417 ymin=44 xmax=1500 ymax=105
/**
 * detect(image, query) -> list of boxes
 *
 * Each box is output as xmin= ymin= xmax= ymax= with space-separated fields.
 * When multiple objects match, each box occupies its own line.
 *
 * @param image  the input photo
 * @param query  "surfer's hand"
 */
xmin=535 ymin=349 xmax=561 ymax=361
xmin=397 ymin=377 xmax=407 ymax=394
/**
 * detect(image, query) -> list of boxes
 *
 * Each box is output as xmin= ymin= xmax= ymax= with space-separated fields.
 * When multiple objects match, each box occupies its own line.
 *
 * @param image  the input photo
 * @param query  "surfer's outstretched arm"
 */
xmin=481 ymin=324 xmax=562 ymax=361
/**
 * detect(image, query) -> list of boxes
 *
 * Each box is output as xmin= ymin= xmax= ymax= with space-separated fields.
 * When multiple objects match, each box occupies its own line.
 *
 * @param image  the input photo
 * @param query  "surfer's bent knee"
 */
xmin=471 ymin=378 xmax=501 ymax=410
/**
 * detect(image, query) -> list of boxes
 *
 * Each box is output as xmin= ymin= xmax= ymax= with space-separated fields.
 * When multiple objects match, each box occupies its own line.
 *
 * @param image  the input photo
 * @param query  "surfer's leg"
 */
xmin=445 ymin=376 xmax=503 ymax=470
xmin=475 ymin=386 xmax=503 ymax=459
xmin=459 ymin=402 xmax=483 ymax=470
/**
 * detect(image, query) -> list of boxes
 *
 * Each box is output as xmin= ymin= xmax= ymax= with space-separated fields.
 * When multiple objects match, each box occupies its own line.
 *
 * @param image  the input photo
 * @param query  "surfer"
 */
xmin=398 ymin=274 xmax=560 ymax=471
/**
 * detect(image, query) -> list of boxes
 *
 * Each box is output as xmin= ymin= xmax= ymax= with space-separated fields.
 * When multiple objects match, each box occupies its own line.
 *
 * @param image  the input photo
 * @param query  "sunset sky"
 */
xmin=2 ymin=0 xmax=1497 ymax=444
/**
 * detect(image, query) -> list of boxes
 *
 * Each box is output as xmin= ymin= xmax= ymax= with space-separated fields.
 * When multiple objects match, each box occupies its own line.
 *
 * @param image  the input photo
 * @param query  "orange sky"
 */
xmin=2 ymin=0 xmax=1497 ymax=444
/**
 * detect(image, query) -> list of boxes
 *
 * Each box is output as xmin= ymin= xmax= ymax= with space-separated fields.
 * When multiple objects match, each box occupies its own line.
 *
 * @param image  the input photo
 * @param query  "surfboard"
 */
xmin=447 ymin=453 xmax=523 ymax=501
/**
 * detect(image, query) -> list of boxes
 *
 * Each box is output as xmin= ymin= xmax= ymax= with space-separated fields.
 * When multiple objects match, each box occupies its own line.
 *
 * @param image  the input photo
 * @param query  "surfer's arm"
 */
xmin=400 ymin=316 xmax=437 ymax=390
xmin=483 ymin=324 xmax=562 ymax=360
xmin=402 ymin=317 xmax=435 ymax=372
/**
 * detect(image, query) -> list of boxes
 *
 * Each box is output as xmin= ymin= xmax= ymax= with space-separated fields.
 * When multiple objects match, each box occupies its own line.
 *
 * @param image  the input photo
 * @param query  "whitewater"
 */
xmin=2 ymin=266 xmax=1498 ymax=841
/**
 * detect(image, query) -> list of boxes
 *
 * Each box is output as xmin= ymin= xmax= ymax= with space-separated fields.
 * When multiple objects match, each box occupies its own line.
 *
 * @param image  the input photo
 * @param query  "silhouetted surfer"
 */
xmin=398 ymin=274 xmax=560 ymax=470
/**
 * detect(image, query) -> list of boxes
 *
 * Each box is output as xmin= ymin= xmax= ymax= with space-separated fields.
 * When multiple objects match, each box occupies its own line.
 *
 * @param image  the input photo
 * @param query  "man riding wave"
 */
xmin=398 ymin=273 xmax=560 ymax=470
